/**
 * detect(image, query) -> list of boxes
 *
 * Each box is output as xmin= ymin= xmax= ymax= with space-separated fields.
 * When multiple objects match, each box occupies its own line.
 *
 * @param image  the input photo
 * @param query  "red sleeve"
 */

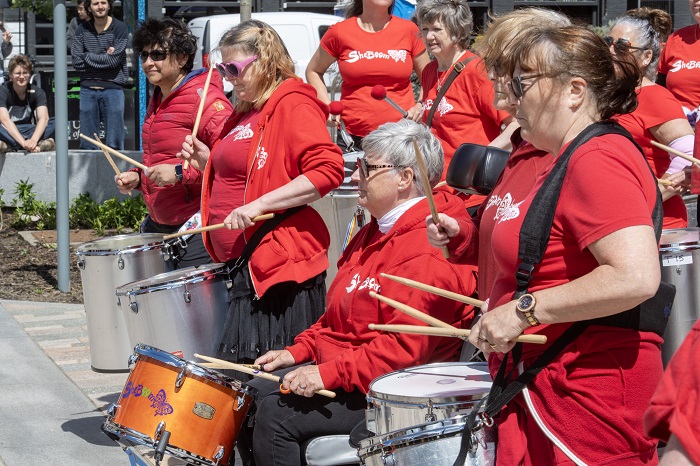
xmin=320 ymin=21 xmax=340 ymax=58
xmin=286 ymin=314 xmax=328 ymax=363
xmin=408 ymin=20 xmax=426 ymax=57
xmin=644 ymin=322 xmax=700 ymax=464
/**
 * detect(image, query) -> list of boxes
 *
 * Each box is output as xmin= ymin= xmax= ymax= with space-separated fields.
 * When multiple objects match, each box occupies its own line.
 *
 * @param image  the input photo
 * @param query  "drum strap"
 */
xmin=426 ymin=55 xmax=476 ymax=128
xmin=453 ymin=121 xmax=674 ymax=466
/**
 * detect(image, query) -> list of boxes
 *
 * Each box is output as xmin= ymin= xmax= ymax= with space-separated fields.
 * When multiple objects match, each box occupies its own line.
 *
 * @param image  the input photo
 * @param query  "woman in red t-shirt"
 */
xmin=609 ymin=8 xmax=694 ymax=229
xmin=305 ymin=0 xmax=429 ymax=148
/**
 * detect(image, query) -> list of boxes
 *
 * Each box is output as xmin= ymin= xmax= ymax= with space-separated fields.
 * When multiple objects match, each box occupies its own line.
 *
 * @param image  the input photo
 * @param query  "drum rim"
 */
xmin=76 ymin=233 xmax=168 ymax=255
xmin=115 ymin=264 xmax=228 ymax=297
xmin=367 ymin=362 xmax=491 ymax=405
xmin=660 ymin=228 xmax=700 ymax=251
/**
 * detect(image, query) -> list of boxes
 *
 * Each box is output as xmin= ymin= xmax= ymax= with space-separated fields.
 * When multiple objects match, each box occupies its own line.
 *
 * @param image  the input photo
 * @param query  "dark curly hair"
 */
xmin=132 ymin=17 xmax=198 ymax=73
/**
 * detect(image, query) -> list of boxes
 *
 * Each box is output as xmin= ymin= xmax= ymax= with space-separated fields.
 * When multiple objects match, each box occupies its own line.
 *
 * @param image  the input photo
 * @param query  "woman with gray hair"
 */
xmin=415 ymin=0 xmax=516 ymax=211
xmin=610 ymin=7 xmax=695 ymax=229
xmin=237 ymin=119 xmax=479 ymax=465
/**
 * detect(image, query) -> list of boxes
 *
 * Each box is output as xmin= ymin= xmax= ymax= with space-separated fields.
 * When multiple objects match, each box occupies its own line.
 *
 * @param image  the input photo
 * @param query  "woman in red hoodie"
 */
xmin=179 ymin=20 xmax=345 ymax=366
xmin=229 ymin=119 xmax=479 ymax=466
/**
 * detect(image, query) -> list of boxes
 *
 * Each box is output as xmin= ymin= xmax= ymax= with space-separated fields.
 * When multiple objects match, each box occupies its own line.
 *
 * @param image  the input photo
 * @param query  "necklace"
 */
xmin=436 ymin=51 xmax=466 ymax=91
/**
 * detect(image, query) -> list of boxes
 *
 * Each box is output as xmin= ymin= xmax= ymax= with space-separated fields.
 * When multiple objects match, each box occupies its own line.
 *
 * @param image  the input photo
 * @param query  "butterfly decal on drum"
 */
xmin=148 ymin=389 xmax=174 ymax=416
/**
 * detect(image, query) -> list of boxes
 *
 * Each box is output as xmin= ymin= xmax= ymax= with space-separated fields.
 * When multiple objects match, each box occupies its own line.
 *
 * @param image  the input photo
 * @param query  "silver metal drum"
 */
xmin=76 ymin=233 xmax=174 ymax=372
xmin=366 ymin=362 xmax=492 ymax=436
xmin=659 ymin=228 xmax=700 ymax=366
xmin=311 ymin=151 xmax=367 ymax=287
xmin=116 ymin=264 xmax=229 ymax=361
xmin=359 ymin=415 xmax=496 ymax=466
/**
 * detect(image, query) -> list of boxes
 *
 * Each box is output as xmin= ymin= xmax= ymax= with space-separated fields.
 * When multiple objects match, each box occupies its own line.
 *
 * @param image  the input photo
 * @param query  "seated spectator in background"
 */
xmin=67 ymin=0 xmax=89 ymax=51
xmin=0 ymin=27 xmax=12 ymax=85
xmin=0 ymin=55 xmax=55 ymax=153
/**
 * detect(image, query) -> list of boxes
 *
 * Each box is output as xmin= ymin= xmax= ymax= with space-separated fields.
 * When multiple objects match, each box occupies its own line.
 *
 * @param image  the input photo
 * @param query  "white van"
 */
xmin=188 ymin=12 xmax=341 ymax=94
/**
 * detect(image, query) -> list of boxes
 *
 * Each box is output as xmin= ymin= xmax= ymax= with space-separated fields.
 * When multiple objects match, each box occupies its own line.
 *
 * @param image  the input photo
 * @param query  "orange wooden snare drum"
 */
xmin=103 ymin=344 xmax=252 ymax=466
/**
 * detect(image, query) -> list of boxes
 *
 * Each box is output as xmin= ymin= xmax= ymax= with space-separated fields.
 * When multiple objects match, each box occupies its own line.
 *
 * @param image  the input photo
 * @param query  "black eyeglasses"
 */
xmin=603 ymin=36 xmax=646 ymax=54
xmin=139 ymin=49 xmax=168 ymax=62
xmin=509 ymin=74 xmax=543 ymax=99
xmin=356 ymin=157 xmax=401 ymax=178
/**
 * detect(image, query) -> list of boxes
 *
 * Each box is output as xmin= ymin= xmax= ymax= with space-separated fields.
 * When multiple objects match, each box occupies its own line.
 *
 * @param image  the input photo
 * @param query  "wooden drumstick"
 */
xmin=380 ymin=273 xmax=484 ymax=308
xmin=657 ymin=178 xmax=674 ymax=186
xmin=651 ymin=140 xmax=700 ymax=166
xmin=369 ymin=291 xmax=455 ymax=329
xmin=368 ymin=323 xmax=548 ymax=344
xmin=412 ymin=137 xmax=449 ymax=259
xmin=95 ymin=133 xmax=132 ymax=196
xmin=194 ymin=353 xmax=337 ymax=398
xmin=79 ymin=134 xmax=149 ymax=170
xmin=435 ymin=180 xmax=447 ymax=188
xmin=186 ymin=62 xmax=215 ymax=170
xmin=162 ymin=214 xmax=275 ymax=240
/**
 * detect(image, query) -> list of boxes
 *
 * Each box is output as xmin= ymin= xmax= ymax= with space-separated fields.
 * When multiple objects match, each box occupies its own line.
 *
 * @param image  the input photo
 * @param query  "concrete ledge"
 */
xmin=0 ymin=150 xmax=144 ymax=205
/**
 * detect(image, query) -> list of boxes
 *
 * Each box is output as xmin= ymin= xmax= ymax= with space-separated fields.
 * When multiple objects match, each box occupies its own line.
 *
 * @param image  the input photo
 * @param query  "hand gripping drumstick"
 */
xmin=186 ymin=62 xmax=215 ymax=170
xmin=162 ymin=214 xmax=275 ymax=240
xmin=380 ymin=273 xmax=484 ymax=308
xmin=79 ymin=134 xmax=149 ymax=171
xmin=194 ymin=353 xmax=337 ymax=398
xmin=413 ymin=137 xmax=450 ymax=258
xmin=95 ymin=133 xmax=132 ymax=196
xmin=651 ymin=140 xmax=700 ymax=166
xmin=368 ymin=323 xmax=548 ymax=344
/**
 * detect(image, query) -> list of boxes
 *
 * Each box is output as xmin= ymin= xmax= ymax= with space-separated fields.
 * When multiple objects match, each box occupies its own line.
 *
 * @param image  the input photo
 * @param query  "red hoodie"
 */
xmin=287 ymin=192 xmax=479 ymax=393
xmin=200 ymin=78 xmax=345 ymax=296
xmin=135 ymin=69 xmax=232 ymax=226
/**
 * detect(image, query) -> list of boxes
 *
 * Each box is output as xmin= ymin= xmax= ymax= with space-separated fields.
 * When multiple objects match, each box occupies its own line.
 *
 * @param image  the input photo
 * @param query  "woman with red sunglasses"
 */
xmin=178 ymin=20 xmax=344 ymax=369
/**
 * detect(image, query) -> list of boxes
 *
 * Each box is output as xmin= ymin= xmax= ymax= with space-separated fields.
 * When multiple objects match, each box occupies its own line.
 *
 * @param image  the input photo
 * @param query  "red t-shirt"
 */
xmin=659 ymin=24 xmax=700 ymax=110
xmin=207 ymin=110 xmax=260 ymax=262
xmin=321 ymin=16 xmax=425 ymax=137
xmin=614 ymin=84 xmax=688 ymax=229
xmin=488 ymin=133 xmax=658 ymax=360
xmin=644 ymin=319 xmax=700 ymax=464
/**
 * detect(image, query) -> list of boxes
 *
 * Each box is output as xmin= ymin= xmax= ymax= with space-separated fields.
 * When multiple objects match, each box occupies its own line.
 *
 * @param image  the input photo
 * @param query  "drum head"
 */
xmin=116 ymin=263 xmax=227 ymax=296
xmin=76 ymin=233 xmax=167 ymax=254
xmin=368 ymin=362 xmax=491 ymax=404
xmin=660 ymin=228 xmax=700 ymax=252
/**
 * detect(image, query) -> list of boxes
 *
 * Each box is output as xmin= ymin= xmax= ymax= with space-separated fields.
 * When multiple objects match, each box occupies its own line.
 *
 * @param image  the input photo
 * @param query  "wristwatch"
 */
xmin=516 ymin=293 xmax=540 ymax=327
xmin=174 ymin=164 xmax=183 ymax=182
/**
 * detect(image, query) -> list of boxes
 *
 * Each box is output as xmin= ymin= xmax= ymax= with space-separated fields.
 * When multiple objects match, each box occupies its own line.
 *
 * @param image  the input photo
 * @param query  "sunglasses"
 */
xmin=603 ymin=36 xmax=646 ymax=54
xmin=216 ymin=55 xmax=258 ymax=79
xmin=509 ymin=74 xmax=543 ymax=99
xmin=139 ymin=49 xmax=168 ymax=62
xmin=356 ymin=157 xmax=401 ymax=178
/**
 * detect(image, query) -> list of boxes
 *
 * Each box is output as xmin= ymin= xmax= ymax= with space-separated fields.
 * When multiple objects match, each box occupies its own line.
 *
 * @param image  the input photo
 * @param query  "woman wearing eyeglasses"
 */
xmin=429 ymin=26 xmax=666 ymax=465
xmin=232 ymin=119 xmax=477 ymax=466
xmin=609 ymin=8 xmax=694 ymax=229
xmin=114 ymin=17 xmax=232 ymax=268
xmin=178 ymin=20 xmax=345 ymax=369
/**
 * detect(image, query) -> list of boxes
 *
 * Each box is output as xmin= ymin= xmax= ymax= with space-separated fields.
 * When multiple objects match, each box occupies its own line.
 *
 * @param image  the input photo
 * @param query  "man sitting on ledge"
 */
xmin=0 ymin=55 xmax=55 ymax=153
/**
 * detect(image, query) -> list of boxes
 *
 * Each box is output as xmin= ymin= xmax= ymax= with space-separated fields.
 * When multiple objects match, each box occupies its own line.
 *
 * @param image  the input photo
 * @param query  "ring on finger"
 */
xmin=489 ymin=343 xmax=497 ymax=350
xmin=299 ymin=385 xmax=307 ymax=390
xmin=477 ymin=336 xmax=487 ymax=342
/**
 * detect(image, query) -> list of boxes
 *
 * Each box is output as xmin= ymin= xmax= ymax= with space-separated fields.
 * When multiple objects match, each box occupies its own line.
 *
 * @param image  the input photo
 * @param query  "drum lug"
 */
xmin=425 ymin=400 xmax=436 ymax=423
xmin=129 ymin=299 xmax=139 ymax=314
xmin=365 ymin=407 xmax=377 ymax=434
xmin=212 ymin=445 xmax=225 ymax=465
xmin=381 ymin=450 xmax=396 ymax=466
xmin=154 ymin=421 xmax=166 ymax=443
xmin=676 ymin=265 xmax=682 ymax=275
xmin=161 ymin=244 xmax=173 ymax=262
xmin=128 ymin=353 xmax=138 ymax=369
xmin=176 ymin=364 xmax=191 ymax=389
xmin=106 ymin=402 xmax=118 ymax=418
xmin=234 ymin=394 xmax=246 ymax=412
xmin=117 ymin=254 xmax=125 ymax=270
xmin=183 ymin=284 xmax=192 ymax=304
xmin=77 ymin=258 xmax=85 ymax=270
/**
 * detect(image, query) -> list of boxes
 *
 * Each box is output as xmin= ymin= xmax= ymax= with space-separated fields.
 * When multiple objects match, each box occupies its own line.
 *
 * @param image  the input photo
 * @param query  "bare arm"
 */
xmin=30 ymin=106 xmax=50 ymax=149
xmin=650 ymin=118 xmax=694 ymax=146
xmin=406 ymin=51 xmax=430 ymax=122
xmin=658 ymin=435 xmax=694 ymax=466
xmin=305 ymin=46 xmax=336 ymax=105
xmin=0 ymin=107 xmax=25 ymax=147
xmin=489 ymin=118 xmax=518 ymax=151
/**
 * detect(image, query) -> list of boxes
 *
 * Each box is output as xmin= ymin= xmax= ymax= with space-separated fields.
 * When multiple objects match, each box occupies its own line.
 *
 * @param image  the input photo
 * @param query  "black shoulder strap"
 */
xmin=426 ymin=55 xmax=476 ymax=128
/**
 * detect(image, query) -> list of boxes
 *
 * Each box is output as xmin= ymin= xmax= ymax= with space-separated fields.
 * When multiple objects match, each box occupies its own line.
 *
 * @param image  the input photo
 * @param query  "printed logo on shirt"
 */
xmin=213 ymin=100 xmax=226 ymax=112
xmin=485 ymin=192 xmax=524 ymax=224
xmin=257 ymin=146 xmax=268 ymax=169
xmin=669 ymin=60 xmax=700 ymax=73
xmin=422 ymin=98 xmax=454 ymax=117
xmin=227 ymin=123 xmax=254 ymax=141
xmin=346 ymin=49 xmax=407 ymax=64
xmin=345 ymin=273 xmax=381 ymax=294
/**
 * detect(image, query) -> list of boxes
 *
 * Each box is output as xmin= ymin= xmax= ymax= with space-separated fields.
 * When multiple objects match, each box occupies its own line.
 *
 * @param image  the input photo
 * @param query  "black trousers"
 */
xmin=236 ymin=365 xmax=366 ymax=466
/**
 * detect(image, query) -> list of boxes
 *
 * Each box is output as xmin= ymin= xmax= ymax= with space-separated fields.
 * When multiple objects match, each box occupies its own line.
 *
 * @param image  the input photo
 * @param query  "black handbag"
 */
xmin=446 ymin=143 xmax=509 ymax=195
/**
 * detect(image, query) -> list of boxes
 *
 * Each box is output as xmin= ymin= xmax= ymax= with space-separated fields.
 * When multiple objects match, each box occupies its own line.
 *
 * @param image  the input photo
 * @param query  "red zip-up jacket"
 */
xmin=201 ymin=78 xmax=345 ymax=296
xmin=135 ymin=69 xmax=232 ymax=226
xmin=287 ymin=192 xmax=479 ymax=393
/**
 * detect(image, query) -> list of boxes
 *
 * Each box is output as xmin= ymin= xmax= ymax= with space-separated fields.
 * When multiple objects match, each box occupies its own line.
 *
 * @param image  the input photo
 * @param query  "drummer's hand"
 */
xmin=176 ymin=135 xmax=210 ymax=172
xmin=145 ymin=164 xmax=178 ymax=187
xmin=327 ymin=113 xmax=340 ymax=128
xmin=425 ymin=213 xmax=460 ymax=249
xmin=224 ymin=200 xmax=265 ymax=230
xmin=255 ymin=349 xmax=295 ymax=372
xmin=406 ymin=102 xmax=423 ymax=122
xmin=468 ymin=299 xmax=528 ymax=354
xmin=659 ymin=171 xmax=685 ymax=201
xmin=115 ymin=171 xmax=140 ymax=194
xmin=282 ymin=365 xmax=325 ymax=398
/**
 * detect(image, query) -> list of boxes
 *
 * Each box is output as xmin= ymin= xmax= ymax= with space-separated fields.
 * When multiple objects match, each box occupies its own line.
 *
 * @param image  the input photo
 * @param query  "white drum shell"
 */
xmin=359 ymin=415 xmax=496 ymax=466
xmin=116 ymin=264 xmax=229 ymax=361
xmin=366 ymin=362 xmax=491 ymax=435
xmin=659 ymin=228 xmax=700 ymax=366
xmin=76 ymin=233 xmax=175 ymax=371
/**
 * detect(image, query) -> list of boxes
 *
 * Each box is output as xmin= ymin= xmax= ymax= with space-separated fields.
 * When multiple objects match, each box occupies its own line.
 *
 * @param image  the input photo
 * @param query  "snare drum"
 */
xmin=359 ymin=415 xmax=496 ymax=466
xmin=366 ymin=362 xmax=492 ymax=435
xmin=659 ymin=228 xmax=700 ymax=365
xmin=104 ymin=344 xmax=252 ymax=466
xmin=116 ymin=264 xmax=229 ymax=361
xmin=76 ymin=234 xmax=175 ymax=372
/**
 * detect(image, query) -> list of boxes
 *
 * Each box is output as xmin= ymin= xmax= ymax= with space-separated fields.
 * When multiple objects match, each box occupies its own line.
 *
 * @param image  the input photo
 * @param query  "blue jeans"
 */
xmin=79 ymin=87 xmax=124 ymax=150
xmin=0 ymin=117 xmax=56 ymax=150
